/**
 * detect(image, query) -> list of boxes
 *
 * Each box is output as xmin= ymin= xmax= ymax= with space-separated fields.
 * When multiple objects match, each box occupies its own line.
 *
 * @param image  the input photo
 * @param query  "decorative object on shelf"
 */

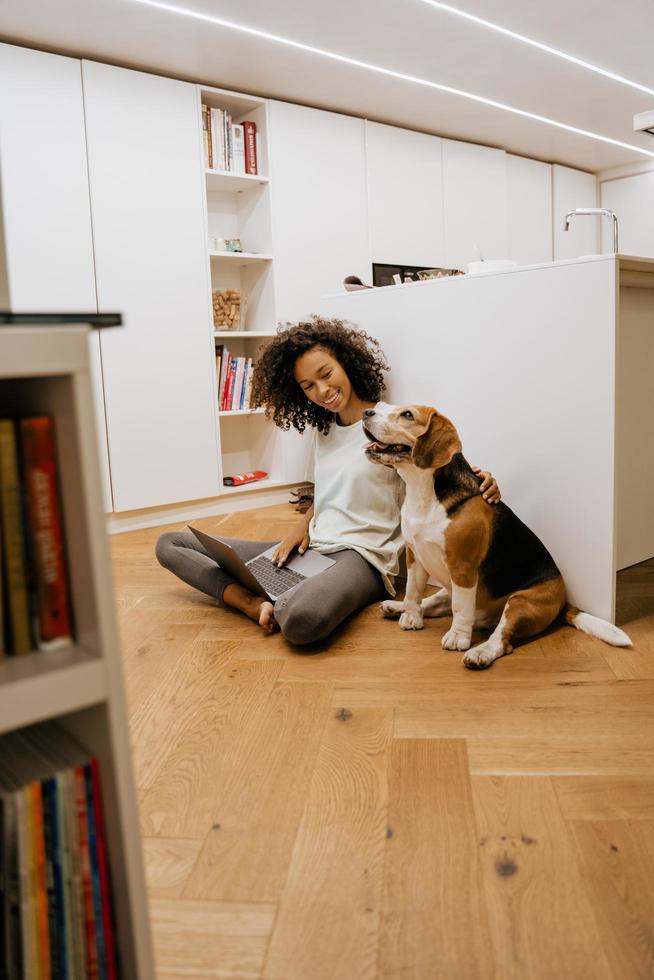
xmin=343 ymin=275 xmax=372 ymax=292
xmin=416 ymin=268 xmax=465 ymax=280
xmin=212 ymin=289 xmax=243 ymax=330
xmin=289 ymin=483 xmax=315 ymax=514
xmin=223 ymin=470 xmax=267 ymax=487
xmin=224 ymin=238 xmax=242 ymax=253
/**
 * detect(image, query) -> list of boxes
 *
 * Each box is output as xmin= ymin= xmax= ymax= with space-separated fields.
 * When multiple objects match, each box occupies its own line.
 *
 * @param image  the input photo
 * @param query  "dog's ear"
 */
xmin=412 ymin=410 xmax=462 ymax=470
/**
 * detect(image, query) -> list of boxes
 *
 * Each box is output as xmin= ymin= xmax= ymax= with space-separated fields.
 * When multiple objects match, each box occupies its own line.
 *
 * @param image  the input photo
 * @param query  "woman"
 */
xmin=156 ymin=317 xmax=500 ymax=646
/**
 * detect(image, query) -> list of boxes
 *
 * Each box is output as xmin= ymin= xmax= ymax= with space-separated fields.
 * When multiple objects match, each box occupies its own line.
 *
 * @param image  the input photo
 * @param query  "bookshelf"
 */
xmin=199 ymin=84 xmax=302 ymax=495
xmin=0 ymin=322 xmax=154 ymax=977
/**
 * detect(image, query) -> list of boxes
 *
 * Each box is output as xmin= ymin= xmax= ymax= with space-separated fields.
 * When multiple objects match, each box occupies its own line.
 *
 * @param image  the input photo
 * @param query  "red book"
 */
xmin=219 ymin=353 xmax=231 ymax=410
xmin=74 ymin=768 xmax=99 ymax=980
xmin=223 ymin=470 xmax=267 ymax=487
xmin=223 ymin=360 xmax=237 ymax=411
xmin=90 ymin=759 xmax=117 ymax=980
xmin=20 ymin=417 xmax=72 ymax=646
xmin=243 ymin=120 xmax=258 ymax=175
xmin=31 ymin=783 xmax=52 ymax=977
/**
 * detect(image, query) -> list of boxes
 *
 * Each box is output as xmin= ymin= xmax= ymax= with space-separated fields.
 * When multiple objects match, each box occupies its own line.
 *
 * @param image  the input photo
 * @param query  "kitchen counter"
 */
xmin=319 ymin=254 xmax=654 ymax=621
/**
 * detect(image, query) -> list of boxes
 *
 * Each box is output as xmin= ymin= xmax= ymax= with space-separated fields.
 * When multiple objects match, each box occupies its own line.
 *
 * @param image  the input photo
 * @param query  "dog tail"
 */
xmin=561 ymin=604 xmax=632 ymax=647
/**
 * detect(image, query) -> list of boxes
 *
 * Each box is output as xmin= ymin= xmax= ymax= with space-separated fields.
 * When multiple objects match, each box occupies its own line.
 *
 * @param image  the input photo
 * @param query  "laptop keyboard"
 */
xmin=247 ymin=555 xmax=307 ymax=595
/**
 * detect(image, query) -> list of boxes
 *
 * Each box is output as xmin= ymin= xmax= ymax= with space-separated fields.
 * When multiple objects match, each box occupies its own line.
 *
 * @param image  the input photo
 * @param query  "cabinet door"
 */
xmin=0 ymin=43 xmax=113 ymax=512
xmin=506 ymin=155 xmax=552 ymax=265
xmin=601 ymin=172 xmax=654 ymax=258
xmin=82 ymin=62 xmax=220 ymax=512
xmin=442 ymin=140 xmax=507 ymax=270
xmin=552 ymin=164 xmax=599 ymax=259
xmin=269 ymin=102 xmax=370 ymax=321
xmin=366 ymin=121 xmax=445 ymax=267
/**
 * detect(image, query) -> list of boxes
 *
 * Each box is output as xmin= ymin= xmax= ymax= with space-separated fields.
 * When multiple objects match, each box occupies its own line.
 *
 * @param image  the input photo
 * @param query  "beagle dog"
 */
xmin=363 ymin=403 xmax=631 ymax=669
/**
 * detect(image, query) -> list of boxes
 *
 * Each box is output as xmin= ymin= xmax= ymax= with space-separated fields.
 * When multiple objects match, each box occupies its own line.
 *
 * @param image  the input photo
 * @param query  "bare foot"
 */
xmin=257 ymin=600 xmax=278 ymax=633
xmin=240 ymin=595 xmax=278 ymax=633
xmin=223 ymin=583 xmax=279 ymax=633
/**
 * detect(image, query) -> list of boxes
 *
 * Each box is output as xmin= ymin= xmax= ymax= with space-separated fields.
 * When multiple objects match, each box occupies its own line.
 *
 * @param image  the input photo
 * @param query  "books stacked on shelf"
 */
xmin=0 ymin=417 xmax=72 ymax=658
xmin=215 ymin=347 xmax=254 ymax=412
xmin=201 ymin=104 xmax=258 ymax=175
xmin=0 ymin=721 xmax=117 ymax=979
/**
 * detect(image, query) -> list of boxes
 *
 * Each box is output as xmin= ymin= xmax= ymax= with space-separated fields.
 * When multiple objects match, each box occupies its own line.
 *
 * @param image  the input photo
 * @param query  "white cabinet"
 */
xmin=442 ymin=140 xmax=507 ymax=270
xmin=601 ymin=171 xmax=654 ymax=258
xmin=82 ymin=61 xmax=220 ymax=512
xmin=269 ymin=102 xmax=370 ymax=320
xmin=506 ymin=155 xmax=552 ymax=265
xmin=552 ymin=164 xmax=599 ymax=258
xmin=0 ymin=43 xmax=113 ymax=512
xmin=366 ymin=121 xmax=445 ymax=267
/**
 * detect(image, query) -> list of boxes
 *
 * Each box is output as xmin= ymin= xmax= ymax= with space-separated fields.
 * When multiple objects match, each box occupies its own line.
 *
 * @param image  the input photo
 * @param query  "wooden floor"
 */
xmin=111 ymin=503 xmax=654 ymax=980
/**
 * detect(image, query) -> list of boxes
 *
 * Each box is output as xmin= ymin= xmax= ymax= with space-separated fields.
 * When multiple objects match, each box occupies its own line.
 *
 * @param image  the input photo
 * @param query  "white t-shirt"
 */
xmin=308 ymin=419 xmax=405 ymax=595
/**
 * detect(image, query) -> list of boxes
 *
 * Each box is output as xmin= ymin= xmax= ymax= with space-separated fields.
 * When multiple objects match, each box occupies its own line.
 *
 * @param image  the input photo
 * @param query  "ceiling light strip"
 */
xmin=418 ymin=0 xmax=654 ymax=98
xmin=128 ymin=0 xmax=654 ymax=158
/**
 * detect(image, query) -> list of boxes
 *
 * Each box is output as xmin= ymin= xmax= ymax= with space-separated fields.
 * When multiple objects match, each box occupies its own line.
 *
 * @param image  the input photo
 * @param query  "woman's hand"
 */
xmin=472 ymin=466 xmax=501 ymax=504
xmin=271 ymin=522 xmax=310 ymax=567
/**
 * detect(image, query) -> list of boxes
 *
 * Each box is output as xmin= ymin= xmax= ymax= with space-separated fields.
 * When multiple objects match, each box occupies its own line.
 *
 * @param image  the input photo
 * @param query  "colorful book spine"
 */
xmin=40 ymin=778 xmax=62 ymax=978
xmin=0 ymin=419 xmax=32 ymax=654
xmin=32 ymin=782 xmax=51 ymax=978
xmin=243 ymin=120 xmax=258 ymax=175
xmin=232 ymin=124 xmax=245 ymax=174
xmin=20 ymin=417 xmax=72 ymax=648
xmin=74 ymin=768 xmax=98 ymax=980
xmin=89 ymin=760 xmax=117 ymax=979
xmin=223 ymin=360 xmax=237 ymax=411
xmin=201 ymin=103 xmax=211 ymax=169
xmin=66 ymin=770 xmax=86 ymax=978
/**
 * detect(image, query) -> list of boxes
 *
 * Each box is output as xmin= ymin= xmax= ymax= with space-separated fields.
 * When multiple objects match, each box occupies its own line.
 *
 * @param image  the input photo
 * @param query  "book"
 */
xmin=74 ymin=767 xmax=98 ymax=980
xmin=20 ymin=417 xmax=72 ymax=649
xmin=243 ymin=120 xmax=258 ymax=175
xmin=0 ymin=419 xmax=32 ymax=655
xmin=232 ymin=358 xmax=246 ymax=411
xmin=31 ymin=782 xmax=51 ymax=978
xmin=223 ymin=360 xmax=237 ymax=411
xmin=90 ymin=760 xmax=117 ymax=980
xmin=232 ymin=124 xmax=245 ymax=174
xmin=201 ymin=103 xmax=212 ymax=169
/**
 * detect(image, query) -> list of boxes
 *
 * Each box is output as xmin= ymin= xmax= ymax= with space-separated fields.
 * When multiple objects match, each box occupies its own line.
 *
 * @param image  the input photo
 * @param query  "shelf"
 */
xmin=209 ymin=251 xmax=273 ymax=265
xmin=213 ymin=331 xmax=277 ymax=339
xmin=205 ymin=170 xmax=269 ymax=193
xmin=221 ymin=477 xmax=289 ymax=496
xmin=219 ymin=408 xmax=266 ymax=417
xmin=0 ymin=644 xmax=107 ymax=735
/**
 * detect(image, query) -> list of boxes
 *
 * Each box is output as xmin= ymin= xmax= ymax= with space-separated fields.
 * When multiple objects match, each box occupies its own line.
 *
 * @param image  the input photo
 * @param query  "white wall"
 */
xmin=601 ymin=172 xmax=654 ymax=257
xmin=552 ymin=164 xmax=599 ymax=258
xmin=366 ymin=121 xmax=445 ymax=268
xmin=269 ymin=101 xmax=370 ymax=322
xmin=442 ymin=140 xmax=507 ymax=269
xmin=0 ymin=43 xmax=113 ymax=511
xmin=507 ymin=155 xmax=553 ymax=264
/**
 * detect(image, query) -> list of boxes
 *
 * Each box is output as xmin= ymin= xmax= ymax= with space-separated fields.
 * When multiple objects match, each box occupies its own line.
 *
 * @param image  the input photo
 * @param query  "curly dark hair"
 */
xmin=250 ymin=316 xmax=390 ymax=434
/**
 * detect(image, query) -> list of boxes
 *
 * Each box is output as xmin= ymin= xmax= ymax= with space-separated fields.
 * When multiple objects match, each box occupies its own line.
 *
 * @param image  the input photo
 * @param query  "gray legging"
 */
xmin=155 ymin=531 xmax=387 ymax=647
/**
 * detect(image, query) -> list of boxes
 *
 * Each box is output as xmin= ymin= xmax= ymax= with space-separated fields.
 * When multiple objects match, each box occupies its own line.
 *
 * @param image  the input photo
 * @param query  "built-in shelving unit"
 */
xmin=0 ymin=323 xmax=154 ymax=977
xmin=209 ymin=251 xmax=273 ymax=265
xmin=199 ymin=84 xmax=294 ymax=495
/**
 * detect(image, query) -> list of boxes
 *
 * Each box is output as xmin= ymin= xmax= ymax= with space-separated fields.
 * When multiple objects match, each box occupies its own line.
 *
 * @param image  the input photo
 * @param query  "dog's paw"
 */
xmin=381 ymin=600 xmax=405 ymax=619
xmin=421 ymin=595 xmax=451 ymax=619
xmin=463 ymin=640 xmax=508 ymax=670
xmin=399 ymin=610 xmax=424 ymax=631
xmin=441 ymin=627 xmax=472 ymax=651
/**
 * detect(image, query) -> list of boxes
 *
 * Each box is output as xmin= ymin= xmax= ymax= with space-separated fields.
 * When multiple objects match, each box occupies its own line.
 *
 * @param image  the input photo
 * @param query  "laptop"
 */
xmin=188 ymin=525 xmax=336 ymax=602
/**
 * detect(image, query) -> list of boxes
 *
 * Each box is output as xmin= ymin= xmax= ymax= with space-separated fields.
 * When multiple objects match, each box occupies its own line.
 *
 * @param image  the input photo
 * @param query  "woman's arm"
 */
xmin=271 ymin=504 xmax=314 ymax=566
xmin=472 ymin=467 xmax=501 ymax=504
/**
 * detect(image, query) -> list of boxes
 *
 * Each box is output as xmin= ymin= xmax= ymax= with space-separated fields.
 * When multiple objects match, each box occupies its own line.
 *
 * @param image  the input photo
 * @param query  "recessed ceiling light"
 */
xmin=418 ymin=1 xmax=654 ymax=99
xmin=128 ymin=0 xmax=654 ymax=159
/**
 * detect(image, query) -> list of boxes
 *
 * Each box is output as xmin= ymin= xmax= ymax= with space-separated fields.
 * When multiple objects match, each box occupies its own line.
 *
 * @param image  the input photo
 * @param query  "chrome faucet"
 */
xmin=564 ymin=208 xmax=619 ymax=253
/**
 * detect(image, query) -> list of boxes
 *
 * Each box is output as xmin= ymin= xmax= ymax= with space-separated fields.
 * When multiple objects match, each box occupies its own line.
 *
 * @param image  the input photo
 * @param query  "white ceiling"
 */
xmin=2 ymin=0 xmax=654 ymax=172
